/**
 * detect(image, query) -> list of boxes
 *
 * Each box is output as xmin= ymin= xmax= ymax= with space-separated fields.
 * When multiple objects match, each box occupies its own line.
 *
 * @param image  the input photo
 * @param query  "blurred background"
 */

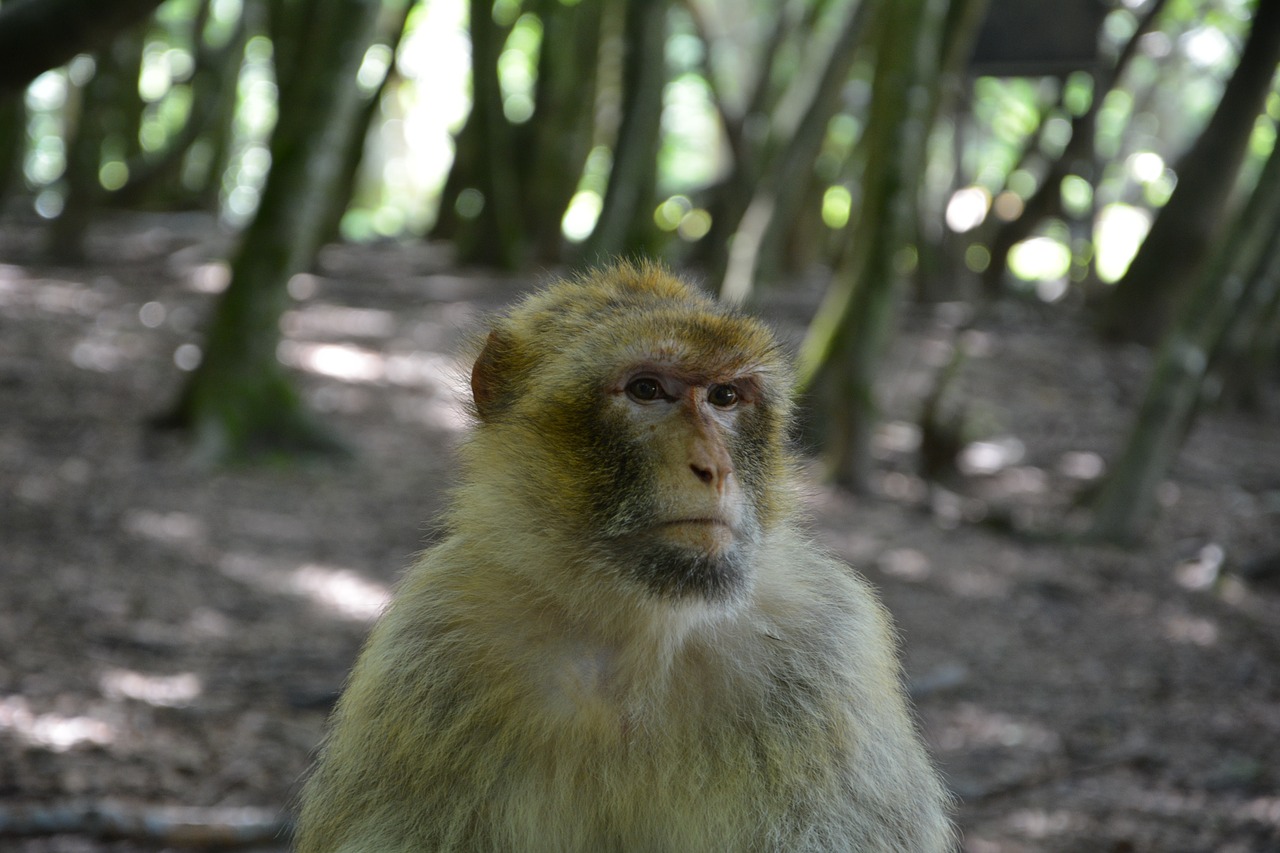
xmin=1 ymin=0 xmax=1279 ymax=850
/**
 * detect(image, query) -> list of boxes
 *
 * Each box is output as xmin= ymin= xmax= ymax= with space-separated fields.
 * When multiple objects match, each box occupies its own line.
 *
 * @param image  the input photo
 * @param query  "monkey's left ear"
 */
xmin=471 ymin=330 xmax=520 ymax=421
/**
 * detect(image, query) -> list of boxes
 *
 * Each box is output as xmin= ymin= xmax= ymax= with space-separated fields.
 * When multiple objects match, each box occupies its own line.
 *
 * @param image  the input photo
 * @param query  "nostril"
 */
xmin=691 ymin=464 xmax=714 ymax=485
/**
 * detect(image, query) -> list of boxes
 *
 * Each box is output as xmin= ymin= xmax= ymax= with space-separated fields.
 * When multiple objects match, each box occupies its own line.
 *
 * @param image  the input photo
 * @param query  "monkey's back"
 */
xmin=294 ymin=528 xmax=953 ymax=853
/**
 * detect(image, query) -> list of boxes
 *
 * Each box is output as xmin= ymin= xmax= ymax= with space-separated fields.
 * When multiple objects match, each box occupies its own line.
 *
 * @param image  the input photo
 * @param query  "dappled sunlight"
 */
xmin=122 ymin=509 xmax=206 ymax=546
xmin=0 ymin=267 xmax=105 ymax=316
xmin=1173 ymin=542 xmax=1224 ymax=591
xmin=277 ymin=340 xmax=462 ymax=395
xmin=1095 ymin=203 xmax=1152 ymax=282
xmin=877 ymin=547 xmax=933 ymax=582
xmin=0 ymin=695 xmax=117 ymax=752
xmin=1160 ymin=609 xmax=1220 ymax=647
xmin=187 ymin=262 xmax=230 ymax=294
xmin=276 ymin=336 xmax=470 ymax=430
xmin=1007 ymin=236 xmax=1071 ymax=283
xmin=219 ymin=553 xmax=391 ymax=622
xmin=279 ymin=341 xmax=385 ymax=384
xmin=283 ymin=304 xmax=398 ymax=339
xmin=936 ymin=703 xmax=1062 ymax=753
xmin=959 ymin=437 xmax=1026 ymax=476
xmin=290 ymin=564 xmax=393 ymax=621
xmin=1058 ymin=450 xmax=1105 ymax=481
xmin=99 ymin=669 xmax=202 ymax=708
xmin=946 ymin=186 xmax=992 ymax=233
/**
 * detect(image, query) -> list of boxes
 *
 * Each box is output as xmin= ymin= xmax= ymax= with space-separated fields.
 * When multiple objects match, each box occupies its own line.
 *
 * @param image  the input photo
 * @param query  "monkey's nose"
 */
xmin=691 ymin=463 xmax=716 ymax=485
xmin=689 ymin=456 xmax=733 ymax=493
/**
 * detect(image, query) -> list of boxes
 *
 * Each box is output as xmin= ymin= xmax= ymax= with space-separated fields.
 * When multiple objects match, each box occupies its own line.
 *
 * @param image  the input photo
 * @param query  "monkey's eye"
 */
xmin=708 ymin=384 xmax=739 ymax=408
xmin=626 ymin=377 xmax=665 ymax=402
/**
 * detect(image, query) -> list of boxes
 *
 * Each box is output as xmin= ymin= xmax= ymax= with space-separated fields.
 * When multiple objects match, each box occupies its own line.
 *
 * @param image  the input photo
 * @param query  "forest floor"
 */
xmin=2 ymin=213 xmax=1279 ymax=853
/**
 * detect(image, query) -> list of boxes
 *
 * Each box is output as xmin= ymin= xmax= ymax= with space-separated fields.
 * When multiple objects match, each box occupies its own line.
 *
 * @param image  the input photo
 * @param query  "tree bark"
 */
xmin=1099 ymin=0 xmax=1280 ymax=344
xmin=432 ymin=0 xmax=523 ymax=267
xmin=0 ymin=0 xmax=165 ymax=95
xmin=981 ymin=0 xmax=1168 ymax=297
xmin=717 ymin=0 xmax=871 ymax=302
xmin=797 ymin=0 xmax=950 ymax=492
xmin=582 ymin=0 xmax=667 ymax=261
xmin=163 ymin=0 xmax=403 ymax=463
xmin=1085 ymin=137 xmax=1280 ymax=543
xmin=516 ymin=0 xmax=604 ymax=262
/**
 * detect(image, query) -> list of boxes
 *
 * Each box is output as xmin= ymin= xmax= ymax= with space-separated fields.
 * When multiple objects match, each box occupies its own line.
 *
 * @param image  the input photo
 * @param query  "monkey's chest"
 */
xmin=533 ymin=645 xmax=639 ymax=735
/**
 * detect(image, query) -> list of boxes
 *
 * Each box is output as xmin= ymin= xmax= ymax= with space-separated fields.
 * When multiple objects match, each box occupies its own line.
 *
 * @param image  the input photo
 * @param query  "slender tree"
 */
xmin=1099 ymin=0 xmax=1280 ymax=343
xmin=582 ymin=0 xmax=668 ymax=261
xmin=717 ymin=0 xmax=872 ymax=302
xmin=47 ymin=25 xmax=146 ymax=259
xmin=516 ymin=0 xmax=605 ymax=262
xmin=162 ymin=0 xmax=409 ymax=462
xmin=0 ymin=0 xmax=165 ymax=94
xmin=1085 ymin=137 xmax=1280 ymax=542
xmin=435 ymin=0 xmax=524 ymax=267
xmin=797 ymin=0 xmax=950 ymax=492
xmin=980 ymin=0 xmax=1169 ymax=296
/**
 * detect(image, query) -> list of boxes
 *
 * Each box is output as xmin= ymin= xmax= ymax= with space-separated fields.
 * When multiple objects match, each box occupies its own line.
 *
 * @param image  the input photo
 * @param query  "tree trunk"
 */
xmin=717 ymin=0 xmax=871 ymax=302
xmin=1212 ymin=235 xmax=1280 ymax=412
xmin=516 ymin=0 xmax=604 ymax=262
xmin=687 ymin=0 xmax=811 ymax=274
xmin=162 ymin=0 xmax=401 ymax=463
xmin=0 ymin=0 xmax=164 ymax=95
xmin=0 ymin=95 xmax=24 ymax=205
xmin=112 ymin=0 xmax=248 ymax=210
xmin=1099 ymin=0 xmax=1280 ymax=344
xmin=47 ymin=24 xmax=146 ymax=260
xmin=980 ymin=0 xmax=1168 ymax=297
xmin=1085 ymin=138 xmax=1280 ymax=543
xmin=797 ymin=0 xmax=949 ymax=492
xmin=433 ymin=0 xmax=523 ymax=268
xmin=582 ymin=0 xmax=667 ymax=261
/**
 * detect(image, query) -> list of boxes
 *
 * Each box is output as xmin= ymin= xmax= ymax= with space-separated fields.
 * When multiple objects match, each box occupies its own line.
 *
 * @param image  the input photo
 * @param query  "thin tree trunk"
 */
xmin=47 ymin=24 xmax=147 ymax=259
xmin=0 ymin=0 xmax=164 ymax=95
xmin=582 ymin=0 xmax=667 ymax=261
xmin=0 ymin=95 xmax=24 ymax=205
xmin=718 ymin=0 xmax=871 ymax=302
xmin=1099 ymin=0 xmax=1280 ymax=344
xmin=517 ymin=0 xmax=604 ymax=262
xmin=982 ymin=0 xmax=1168 ymax=297
xmin=797 ymin=0 xmax=949 ymax=492
xmin=434 ymin=0 xmax=523 ymax=267
xmin=162 ymin=0 xmax=401 ymax=463
xmin=1085 ymin=139 xmax=1280 ymax=543
xmin=1212 ymin=236 xmax=1280 ymax=411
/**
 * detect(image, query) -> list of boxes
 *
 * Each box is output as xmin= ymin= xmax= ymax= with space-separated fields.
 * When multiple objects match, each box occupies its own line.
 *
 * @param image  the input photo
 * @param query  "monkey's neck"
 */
xmin=437 ymin=530 xmax=746 ymax=696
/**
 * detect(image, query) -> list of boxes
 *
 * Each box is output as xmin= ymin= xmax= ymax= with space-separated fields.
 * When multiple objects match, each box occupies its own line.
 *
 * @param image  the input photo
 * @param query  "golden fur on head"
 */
xmin=295 ymin=262 xmax=955 ymax=853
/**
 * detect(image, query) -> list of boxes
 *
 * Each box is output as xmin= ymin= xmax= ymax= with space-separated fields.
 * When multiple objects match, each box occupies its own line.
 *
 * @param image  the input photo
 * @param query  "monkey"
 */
xmin=294 ymin=262 xmax=954 ymax=852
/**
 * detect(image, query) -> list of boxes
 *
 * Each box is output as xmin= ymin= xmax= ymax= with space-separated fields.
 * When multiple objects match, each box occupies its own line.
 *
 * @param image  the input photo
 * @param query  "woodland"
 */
xmin=0 ymin=0 xmax=1279 ymax=850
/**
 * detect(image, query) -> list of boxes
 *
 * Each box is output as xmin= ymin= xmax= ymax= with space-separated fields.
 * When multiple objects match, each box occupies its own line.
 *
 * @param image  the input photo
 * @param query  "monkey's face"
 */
xmin=468 ymin=264 xmax=794 ymax=604
xmin=578 ymin=360 xmax=767 ymax=602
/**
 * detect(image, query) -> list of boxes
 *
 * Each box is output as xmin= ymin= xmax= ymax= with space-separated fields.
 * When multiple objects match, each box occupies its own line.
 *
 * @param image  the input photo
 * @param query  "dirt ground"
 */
xmin=2 ymin=213 xmax=1278 ymax=852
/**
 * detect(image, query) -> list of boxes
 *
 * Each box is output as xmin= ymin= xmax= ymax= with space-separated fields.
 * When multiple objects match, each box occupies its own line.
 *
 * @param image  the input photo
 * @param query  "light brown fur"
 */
xmin=295 ymin=263 xmax=954 ymax=852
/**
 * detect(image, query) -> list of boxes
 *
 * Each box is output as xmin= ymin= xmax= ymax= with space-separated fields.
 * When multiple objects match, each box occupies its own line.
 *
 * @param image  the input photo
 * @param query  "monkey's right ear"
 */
xmin=471 ymin=330 xmax=517 ymax=422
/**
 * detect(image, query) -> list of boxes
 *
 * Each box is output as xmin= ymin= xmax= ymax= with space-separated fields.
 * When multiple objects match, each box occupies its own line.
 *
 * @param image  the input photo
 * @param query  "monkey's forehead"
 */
xmin=519 ymin=306 xmax=783 ymax=375
xmin=498 ymin=263 xmax=788 ymax=379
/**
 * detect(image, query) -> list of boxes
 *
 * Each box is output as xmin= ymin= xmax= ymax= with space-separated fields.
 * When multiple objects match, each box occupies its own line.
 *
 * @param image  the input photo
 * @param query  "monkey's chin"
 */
xmin=612 ymin=534 xmax=749 ymax=604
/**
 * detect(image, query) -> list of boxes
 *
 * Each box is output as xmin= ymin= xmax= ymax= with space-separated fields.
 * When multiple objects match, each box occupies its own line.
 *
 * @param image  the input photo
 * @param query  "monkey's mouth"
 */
xmin=650 ymin=518 xmax=737 ymax=556
xmin=657 ymin=518 xmax=732 ymax=529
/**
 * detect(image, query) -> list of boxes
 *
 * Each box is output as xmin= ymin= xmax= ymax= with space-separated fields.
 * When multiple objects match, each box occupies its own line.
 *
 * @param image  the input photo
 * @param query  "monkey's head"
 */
xmin=462 ymin=262 xmax=795 ymax=605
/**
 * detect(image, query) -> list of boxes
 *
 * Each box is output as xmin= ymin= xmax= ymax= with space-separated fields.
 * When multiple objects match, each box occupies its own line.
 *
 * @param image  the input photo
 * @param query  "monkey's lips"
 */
xmin=653 ymin=518 xmax=736 ymax=554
